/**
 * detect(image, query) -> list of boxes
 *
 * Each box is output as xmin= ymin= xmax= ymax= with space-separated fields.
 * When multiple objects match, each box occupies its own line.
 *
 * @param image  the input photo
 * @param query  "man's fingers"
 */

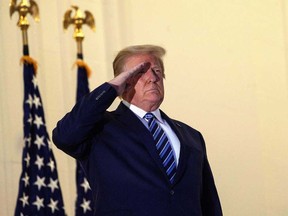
xmin=109 ymin=62 xmax=151 ymax=95
xmin=140 ymin=61 xmax=151 ymax=73
xmin=129 ymin=62 xmax=151 ymax=76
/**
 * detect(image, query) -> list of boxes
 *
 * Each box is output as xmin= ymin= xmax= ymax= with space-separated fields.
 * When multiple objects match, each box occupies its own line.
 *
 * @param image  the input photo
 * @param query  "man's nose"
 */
xmin=146 ymin=68 xmax=159 ymax=82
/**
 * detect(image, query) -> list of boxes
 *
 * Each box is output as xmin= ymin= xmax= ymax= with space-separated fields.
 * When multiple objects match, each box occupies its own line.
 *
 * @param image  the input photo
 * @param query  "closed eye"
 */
xmin=152 ymin=68 xmax=163 ymax=76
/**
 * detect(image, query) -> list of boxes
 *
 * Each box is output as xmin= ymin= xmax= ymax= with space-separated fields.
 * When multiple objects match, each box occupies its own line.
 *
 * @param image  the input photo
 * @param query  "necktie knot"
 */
xmin=144 ymin=113 xmax=154 ymax=122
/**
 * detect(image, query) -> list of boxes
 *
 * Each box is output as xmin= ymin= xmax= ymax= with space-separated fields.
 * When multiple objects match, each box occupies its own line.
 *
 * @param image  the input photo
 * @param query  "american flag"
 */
xmin=15 ymin=45 xmax=66 ymax=215
xmin=75 ymin=53 xmax=94 ymax=215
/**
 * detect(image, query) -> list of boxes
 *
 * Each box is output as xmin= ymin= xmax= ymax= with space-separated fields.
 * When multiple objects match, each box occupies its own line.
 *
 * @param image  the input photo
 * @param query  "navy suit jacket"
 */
xmin=52 ymin=83 xmax=222 ymax=216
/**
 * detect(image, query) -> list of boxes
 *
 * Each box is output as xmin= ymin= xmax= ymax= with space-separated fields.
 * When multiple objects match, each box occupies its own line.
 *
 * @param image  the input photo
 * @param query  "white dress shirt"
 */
xmin=122 ymin=100 xmax=180 ymax=166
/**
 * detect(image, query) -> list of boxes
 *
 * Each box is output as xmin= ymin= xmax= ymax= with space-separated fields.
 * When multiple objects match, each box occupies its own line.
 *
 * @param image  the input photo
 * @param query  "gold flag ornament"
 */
xmin=20 ymin=55 xmax=38 ymax=74
xmin=9 ymin=0 xmax=40 ymax=46
xmin=63 ymin=5 xmax=96 ymax=55
xmin=73 ymin=59 xmax=92 ymax=78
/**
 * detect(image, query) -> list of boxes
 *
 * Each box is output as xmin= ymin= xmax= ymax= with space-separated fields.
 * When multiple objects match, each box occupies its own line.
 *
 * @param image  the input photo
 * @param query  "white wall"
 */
xmin=1 ymin=0 xmax=288 ymax=215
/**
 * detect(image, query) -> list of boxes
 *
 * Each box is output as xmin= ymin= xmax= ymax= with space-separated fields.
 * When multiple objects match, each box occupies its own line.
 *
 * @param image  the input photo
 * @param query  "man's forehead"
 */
xmin=125 ymin=54 xmax=160 ymax=66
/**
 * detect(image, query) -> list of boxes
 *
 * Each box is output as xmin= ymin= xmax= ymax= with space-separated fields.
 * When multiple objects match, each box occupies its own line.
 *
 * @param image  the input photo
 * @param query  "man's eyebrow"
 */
xmin=151 ymin=65 xmax=161 ymax=69
xmin=151 ymin=67 xmax=162 ymax=72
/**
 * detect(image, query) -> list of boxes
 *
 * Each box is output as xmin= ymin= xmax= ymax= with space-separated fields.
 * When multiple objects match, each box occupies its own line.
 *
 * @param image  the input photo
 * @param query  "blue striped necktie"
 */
xmin=144 ymin=113 xmax=177 ymax=183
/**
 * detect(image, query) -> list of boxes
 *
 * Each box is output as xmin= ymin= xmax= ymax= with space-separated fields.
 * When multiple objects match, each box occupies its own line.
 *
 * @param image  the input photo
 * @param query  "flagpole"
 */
xmin=63 ymin=5 xmax=95 ymax=215
xmin=21 ymin=23 xmax=30 ymax=56
xmin=74 ymin=23 xmax=84 ymax=56
xmin=11 ymin=1 xmax=66 ymax=215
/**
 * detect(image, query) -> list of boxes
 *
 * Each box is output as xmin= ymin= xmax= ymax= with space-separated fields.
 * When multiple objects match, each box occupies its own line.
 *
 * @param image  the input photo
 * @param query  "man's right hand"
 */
xmin=108 ymin=62 xmax=151 ymax=96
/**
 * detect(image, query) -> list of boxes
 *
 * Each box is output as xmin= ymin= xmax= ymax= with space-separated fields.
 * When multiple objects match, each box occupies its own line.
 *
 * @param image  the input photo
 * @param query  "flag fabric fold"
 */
xmin=15 ymin=45 xmax=66 ymax=216
xmin=75 ymin=53 xmax=94 ymax=216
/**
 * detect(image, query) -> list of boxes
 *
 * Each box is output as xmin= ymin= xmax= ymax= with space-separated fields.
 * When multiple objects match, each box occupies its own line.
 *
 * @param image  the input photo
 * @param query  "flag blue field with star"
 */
xmin=15 ymin=45 xmax=66 ymax=215
xmin=75 ymin=53 xmax=94 ymax=215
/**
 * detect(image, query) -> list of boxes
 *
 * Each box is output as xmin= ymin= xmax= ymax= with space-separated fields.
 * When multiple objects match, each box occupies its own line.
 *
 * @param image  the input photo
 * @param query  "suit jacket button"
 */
xmin=170 ymin=190 xmax=175 ymax=195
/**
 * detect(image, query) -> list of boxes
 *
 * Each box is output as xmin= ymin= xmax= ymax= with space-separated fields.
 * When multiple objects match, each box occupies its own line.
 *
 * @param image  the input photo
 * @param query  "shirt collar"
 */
xmin=122 ymin=100 xmax=164 ymax=123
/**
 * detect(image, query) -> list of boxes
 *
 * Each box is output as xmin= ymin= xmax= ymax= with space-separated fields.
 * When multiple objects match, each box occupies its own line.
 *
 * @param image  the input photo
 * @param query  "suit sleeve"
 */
xmin=199 ymin=133 xmax=223 ymax=216
xmin=52 ymin=82 xmax=117 ymax=159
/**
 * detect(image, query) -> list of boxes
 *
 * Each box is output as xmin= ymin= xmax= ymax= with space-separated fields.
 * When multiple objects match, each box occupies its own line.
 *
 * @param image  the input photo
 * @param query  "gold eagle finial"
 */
xmin=10 ymin=0 xmax=40 ymax=28
xmin=63 ymin=5 xmax=95 ymax=40
xmin=9 ymin=0 xmax=40 ymax=46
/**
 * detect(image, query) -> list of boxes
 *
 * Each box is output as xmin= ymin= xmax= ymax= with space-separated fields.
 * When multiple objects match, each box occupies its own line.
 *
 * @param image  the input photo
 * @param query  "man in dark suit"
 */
xmin=52 ymin=45 xmax=222 ymax=216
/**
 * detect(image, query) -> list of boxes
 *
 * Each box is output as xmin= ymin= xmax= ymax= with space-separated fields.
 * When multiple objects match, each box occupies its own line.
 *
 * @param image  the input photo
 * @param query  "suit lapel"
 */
xmin=160 ymin=111 xmax=193 ymax=185
xmin=114 ymin=103 xmax=169 ymax=180
xmin=114 ymin=103 xmax=198 ymax=185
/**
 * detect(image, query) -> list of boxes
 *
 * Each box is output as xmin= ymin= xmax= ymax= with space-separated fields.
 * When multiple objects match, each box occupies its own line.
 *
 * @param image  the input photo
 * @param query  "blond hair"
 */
xmin=113 ymin=44 xmax=166 ymax=77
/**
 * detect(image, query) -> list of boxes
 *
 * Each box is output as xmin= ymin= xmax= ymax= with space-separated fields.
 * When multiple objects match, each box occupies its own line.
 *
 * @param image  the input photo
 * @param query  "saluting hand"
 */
xmin=108 ymin=62 xmax=151 ymax=96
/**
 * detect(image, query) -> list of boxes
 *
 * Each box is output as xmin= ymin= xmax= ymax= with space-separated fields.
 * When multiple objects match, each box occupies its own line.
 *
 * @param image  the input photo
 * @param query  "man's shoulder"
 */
xmin=172 ymin=119 xmax=200 ymax=133
xmin=160 ymin=110 xmax=201 ymax=134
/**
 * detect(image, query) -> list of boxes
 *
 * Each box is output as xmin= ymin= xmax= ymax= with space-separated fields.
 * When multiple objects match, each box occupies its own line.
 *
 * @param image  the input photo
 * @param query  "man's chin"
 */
xmin=146 ymin=95 xmax=164 ymax=104
xmin=146 ymin=88 xmax=163 ymax=96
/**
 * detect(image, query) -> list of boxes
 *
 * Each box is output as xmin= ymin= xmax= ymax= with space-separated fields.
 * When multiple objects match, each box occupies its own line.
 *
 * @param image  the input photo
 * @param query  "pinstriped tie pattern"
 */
xmin=144 ymin=113 xmax=177 ymax=183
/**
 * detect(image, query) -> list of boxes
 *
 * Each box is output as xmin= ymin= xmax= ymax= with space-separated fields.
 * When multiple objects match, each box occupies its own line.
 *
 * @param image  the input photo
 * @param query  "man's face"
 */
xmin=123 ymin=54 xmax=165 ymax=111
